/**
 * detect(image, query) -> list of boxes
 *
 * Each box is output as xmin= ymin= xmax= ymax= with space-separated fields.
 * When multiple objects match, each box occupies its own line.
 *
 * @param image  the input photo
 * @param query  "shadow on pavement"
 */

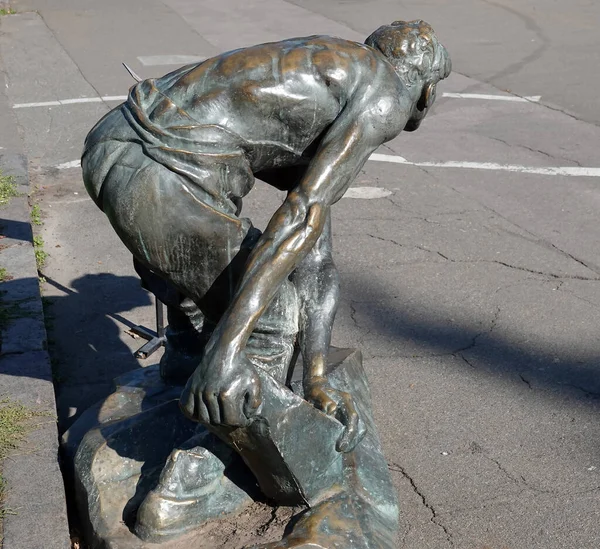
xmin=0 ymin=217 xmax=33 ymax=243
xmin=3 ymin=267 xmax=599 ymax=431
xmin=41 ymin=272 xmax=153 ymax=432
xmin=344 ymin=273 xmax=600 ymax=405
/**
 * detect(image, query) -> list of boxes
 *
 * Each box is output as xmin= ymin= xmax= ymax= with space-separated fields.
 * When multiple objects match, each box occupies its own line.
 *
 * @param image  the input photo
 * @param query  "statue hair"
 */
xmin=365 ymin=20 xmax=451 ymax=88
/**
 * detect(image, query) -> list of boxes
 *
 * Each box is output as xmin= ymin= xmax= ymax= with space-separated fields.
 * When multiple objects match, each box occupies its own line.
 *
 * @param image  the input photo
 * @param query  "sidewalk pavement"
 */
xmin=0 ymin=41 xmax=70 ymax=549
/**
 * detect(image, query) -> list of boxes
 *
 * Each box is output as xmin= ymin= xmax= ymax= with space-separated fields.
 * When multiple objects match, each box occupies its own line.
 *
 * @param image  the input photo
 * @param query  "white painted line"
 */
xmin=12 ymin=96 xmax=127 ymax=109
xmin=370 ymin=153 xmax=409 ymax=164
xmin=442 ymin=92 xmax=541 ymax=103
xmin=59 ymin=97 xmax=102 ymax=105
xmin=102 ymin=95 xmax=128 ymax=102
xmin=137 ymin=55 xmax=206 ymax=66
xmin=417 ymin=161 xmax=600 ymax=177
xmin=49 ymin=198 xmax=92 ymax=205
xmin=344 ymin=187 xmax=392 ymax=199
xmin=55 ymin=160 xmax=81 ymax=170
xmin=13 ymin=100 xmax=61 ymax=108
xmin=369 ymin=153 xmax=600 ymax=177
xmin=12 ymin=92 xmax=541 ymax=110
xmin=52 ymin=154 xmax=600 ymax=178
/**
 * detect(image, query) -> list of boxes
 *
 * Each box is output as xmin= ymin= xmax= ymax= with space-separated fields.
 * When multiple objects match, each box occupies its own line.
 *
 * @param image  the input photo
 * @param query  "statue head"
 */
xmin=365 ymin=20 xmax=451 ymax=131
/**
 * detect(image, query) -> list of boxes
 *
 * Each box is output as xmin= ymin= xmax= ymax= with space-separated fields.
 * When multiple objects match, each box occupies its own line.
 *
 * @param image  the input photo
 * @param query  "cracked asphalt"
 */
xmin=1 ymin=0 xmax=600 ymax=547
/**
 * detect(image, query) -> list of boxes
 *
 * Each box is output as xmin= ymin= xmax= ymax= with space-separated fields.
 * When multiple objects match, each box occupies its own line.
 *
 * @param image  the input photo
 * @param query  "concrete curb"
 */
xmin=0 ymin=154 xmax=71 ymax=545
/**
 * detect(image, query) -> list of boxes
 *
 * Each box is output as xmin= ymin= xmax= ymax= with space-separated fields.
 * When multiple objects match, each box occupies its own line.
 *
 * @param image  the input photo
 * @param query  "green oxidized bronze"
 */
xmin=72 ymin=20 xmax=451 ymax=548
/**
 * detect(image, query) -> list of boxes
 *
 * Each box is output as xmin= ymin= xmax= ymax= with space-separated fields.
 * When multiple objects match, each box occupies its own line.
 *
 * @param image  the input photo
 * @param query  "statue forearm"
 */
xmin=203 ymin=111 xmax=382 ymax=368
xmin=207 ymin=196 xmax=327 ymax=363
xmin=289 ymin=212 xmax=340 ymax=387
xmin=298 ymin=259 xmax=340 ymax=387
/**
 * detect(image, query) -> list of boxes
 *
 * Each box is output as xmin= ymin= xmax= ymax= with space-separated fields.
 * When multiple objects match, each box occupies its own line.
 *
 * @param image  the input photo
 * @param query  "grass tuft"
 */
xmin=0 ymin=399 xmax=49 ymax=532
xmin=33 ymin=236 xmax=48 ymax=269
xmin=0 ymin=399 xmax=46 ymax=461
xmin=30 ymin=204 xmax=42 ymax=226
xmin=0 ymin=172 xmax=18 ymax=207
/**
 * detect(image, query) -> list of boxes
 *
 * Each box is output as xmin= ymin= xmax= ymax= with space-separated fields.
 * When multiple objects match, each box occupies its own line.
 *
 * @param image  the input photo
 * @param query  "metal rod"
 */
xmin=135 ymin=336 xmax=166 ymax=359
xmin=130 ymin=325 xmax=158 ymax=341
xmin=156 ymin=299 xmax=166 ymax=338
xmin=132 ymin=296 xmax=167 ymax=359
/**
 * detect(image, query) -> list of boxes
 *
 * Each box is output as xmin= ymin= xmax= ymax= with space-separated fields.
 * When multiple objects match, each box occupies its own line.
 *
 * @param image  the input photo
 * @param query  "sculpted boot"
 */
xmin=135 ymin=432 xmax=253 ymax=542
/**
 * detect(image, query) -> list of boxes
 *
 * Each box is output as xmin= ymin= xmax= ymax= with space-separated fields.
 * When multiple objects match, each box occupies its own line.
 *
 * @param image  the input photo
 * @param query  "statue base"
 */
xmin=64 ymin=348 xmax=399 ymax=548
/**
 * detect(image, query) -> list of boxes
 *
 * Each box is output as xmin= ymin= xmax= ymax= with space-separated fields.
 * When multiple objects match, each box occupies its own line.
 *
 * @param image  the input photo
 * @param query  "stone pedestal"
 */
xmin=64 ymin=348 xmax=399 ymax=548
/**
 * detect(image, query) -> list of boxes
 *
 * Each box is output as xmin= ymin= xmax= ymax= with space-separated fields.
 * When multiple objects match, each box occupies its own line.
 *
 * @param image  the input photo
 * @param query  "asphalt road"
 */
xmin=2 ymin=1 xmax=600 ymax=547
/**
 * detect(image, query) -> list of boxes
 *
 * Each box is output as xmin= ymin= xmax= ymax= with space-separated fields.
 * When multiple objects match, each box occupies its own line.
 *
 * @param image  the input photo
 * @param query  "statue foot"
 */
xmin=135 ymin=436 xmax=253 ymax=542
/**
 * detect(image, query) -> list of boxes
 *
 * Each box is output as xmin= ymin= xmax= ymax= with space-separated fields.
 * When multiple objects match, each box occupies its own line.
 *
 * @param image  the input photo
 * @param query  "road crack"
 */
xmin=366 ymin=233 xmax=450 ymax=261
xmin=388 ymin=462 xmax=454 ymax=546
xmin=485 ymin=135 xmax=582 ymax=166
xmin=447 ymin=259 xmax=600 ymax=281
xmin=519 ymin=374 xmax=532 ymax=390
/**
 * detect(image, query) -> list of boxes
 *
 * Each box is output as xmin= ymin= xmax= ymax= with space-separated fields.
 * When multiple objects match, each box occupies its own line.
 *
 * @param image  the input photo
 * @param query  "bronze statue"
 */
xmin=75 ymin=20 xmax=451 ymax=548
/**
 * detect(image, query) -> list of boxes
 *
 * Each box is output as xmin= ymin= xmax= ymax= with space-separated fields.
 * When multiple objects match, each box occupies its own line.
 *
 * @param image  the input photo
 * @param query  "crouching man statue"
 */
xmin=77 ymin=20 xmax=450 ymax=549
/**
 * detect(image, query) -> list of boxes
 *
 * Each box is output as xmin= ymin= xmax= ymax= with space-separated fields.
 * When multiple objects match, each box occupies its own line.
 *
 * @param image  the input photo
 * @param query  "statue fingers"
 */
xmin=323 ymin=393 xmax=338 ymax=415
xmin=179 ymin=385 xmax=198 ymax=421
xmin=194 ymin=392 xmax=211 ymax=424
xmin=316 ymin=391 xmax=338 ymax=415
xmin=242 ymin=375 xmax=262 ymax=418
xmin=219 ymin=390 xmax=248 ymax=427
xmin=203 ymin=390 xmax=222 ymax=425
xmin=179 ymin=387 xmax=210 ymax=423
xmin=335 ymin=391 xmax=364 ymax=453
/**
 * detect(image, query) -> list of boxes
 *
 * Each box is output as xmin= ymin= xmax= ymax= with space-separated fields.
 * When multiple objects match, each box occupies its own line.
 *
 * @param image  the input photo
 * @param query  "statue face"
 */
xmin=404 ymin=82 xmax=436 ymax=132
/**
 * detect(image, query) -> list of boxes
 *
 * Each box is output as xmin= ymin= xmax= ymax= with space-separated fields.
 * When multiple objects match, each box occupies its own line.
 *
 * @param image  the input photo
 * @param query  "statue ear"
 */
xmin=417 ymin=83 xmax=436 ymax=112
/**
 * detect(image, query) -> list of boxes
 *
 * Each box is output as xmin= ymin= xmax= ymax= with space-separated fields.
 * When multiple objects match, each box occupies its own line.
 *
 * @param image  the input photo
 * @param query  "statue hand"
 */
xmin=305 ymin=376 xmax=366 ymax=453
xmin=180 ymin=350 xmax=262 ymax=427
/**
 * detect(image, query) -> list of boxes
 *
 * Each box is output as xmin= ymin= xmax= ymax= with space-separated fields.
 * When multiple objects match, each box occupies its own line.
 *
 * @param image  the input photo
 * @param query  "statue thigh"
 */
xmin=99 ymin=146 xmax=299 ymax=382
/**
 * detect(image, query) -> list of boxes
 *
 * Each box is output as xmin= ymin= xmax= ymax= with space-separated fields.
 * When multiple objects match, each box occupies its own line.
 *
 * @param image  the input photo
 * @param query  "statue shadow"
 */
xmin=344 ymin=273 xmax=600 ymax=406
xmin=41 ymin=272 xmax=153 ymax=432
xmin=39 ymin=272 xmax=258 ymax=537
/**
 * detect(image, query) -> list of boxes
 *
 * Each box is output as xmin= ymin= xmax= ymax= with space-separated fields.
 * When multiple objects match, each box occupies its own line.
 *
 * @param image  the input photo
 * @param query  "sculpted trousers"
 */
xmin=82 ymin=108 xmax=299 ymax=384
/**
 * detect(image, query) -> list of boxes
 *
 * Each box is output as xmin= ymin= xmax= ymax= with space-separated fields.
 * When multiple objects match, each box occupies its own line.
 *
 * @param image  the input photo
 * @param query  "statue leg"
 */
xmin=245 ymin=275 xmax=300 ymax=384
xmin=96 ymin=139 xmax=258 ymax=384
xmin=134 ymin=258 xmax=209 ymax=382
xmin=159 ymin=299 xmax=208 ymax=382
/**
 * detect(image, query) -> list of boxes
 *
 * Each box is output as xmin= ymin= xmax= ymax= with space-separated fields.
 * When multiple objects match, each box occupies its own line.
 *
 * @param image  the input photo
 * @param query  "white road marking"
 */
xmin=369 ymin=153 xmax=600 ymax=177
xmin=102 ymin=95 xmax=128 ymax=102
xmin=11 ymin=92 xmax=540 ymax=109
xmin=137 ymin=55 xmax=206 ymax=66
xmin=55 ymin=160 xmax=81 ymax=170
xmin=54 ymin=154 xmax=600 ymax=178
xmin=442 ymin=92 xmax=541 ymax=103
xmin=370 ymin=153 xmax=409 ymax=164
xmin=14 ymin=100 xmax=62 ymax=108
xmin=343 ymin=187 xmax=392 ymax=199
xmin=13 ymin=96 xmax=127 ymax=108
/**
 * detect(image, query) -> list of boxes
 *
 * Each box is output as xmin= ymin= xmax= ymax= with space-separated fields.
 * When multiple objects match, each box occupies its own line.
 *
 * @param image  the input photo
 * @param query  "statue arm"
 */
xmin=289 ymin=212 xmax=339 ymax=386
xmin=180 ymin=94 xmax=404 ymax=427
xmin=210 ymin=107 xmax=383 ymax=362
xmin=288 ymin=215 xmax=370 ymax=453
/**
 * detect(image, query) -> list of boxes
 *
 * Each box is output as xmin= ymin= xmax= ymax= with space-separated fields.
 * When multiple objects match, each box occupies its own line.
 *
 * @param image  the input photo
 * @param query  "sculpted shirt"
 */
xmin=83 ymin=62 xmax=253 ymax=217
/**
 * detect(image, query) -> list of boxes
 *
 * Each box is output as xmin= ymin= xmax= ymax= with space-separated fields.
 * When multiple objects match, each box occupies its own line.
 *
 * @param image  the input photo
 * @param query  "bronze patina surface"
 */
xmin=73 ymin=20 xmax=451 ymax=548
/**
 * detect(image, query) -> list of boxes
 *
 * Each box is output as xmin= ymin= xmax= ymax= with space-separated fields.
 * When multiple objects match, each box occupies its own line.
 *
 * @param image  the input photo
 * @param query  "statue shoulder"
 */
xmin=347 ymin=65 xmax=410 ymax=142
